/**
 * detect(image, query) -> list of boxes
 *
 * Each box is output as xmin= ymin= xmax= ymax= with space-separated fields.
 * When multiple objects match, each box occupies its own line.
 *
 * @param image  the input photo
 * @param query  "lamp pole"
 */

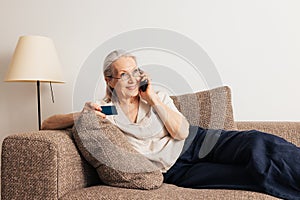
xmin=37 ymin=80 xmax=41 ymax=130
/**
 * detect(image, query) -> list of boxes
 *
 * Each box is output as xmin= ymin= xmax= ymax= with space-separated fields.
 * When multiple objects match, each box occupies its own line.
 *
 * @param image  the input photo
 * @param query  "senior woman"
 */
xmin=42 ymin=50 xmax=300 ymax=199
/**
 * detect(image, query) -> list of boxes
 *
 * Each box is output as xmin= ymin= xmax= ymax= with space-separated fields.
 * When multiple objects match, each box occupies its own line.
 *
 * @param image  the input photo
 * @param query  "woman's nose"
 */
xmin=127 ymin=73 xmax=140 ymax=83
xmin=127 ymin=74 xmax=135 ymax=83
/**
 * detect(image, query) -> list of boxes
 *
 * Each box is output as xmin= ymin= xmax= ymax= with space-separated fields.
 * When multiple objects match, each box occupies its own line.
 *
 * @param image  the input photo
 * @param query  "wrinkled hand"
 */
xmin=81 ymin=102 xmax=106 ymax=119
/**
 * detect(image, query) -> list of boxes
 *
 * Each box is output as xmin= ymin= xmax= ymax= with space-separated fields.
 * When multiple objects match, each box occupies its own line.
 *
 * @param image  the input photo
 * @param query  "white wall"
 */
xmin=1 ymin=0 xmax=299 ymax=142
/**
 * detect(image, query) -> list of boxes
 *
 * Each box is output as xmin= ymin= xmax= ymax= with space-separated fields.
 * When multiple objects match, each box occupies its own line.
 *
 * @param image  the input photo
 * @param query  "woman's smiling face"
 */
xmin=109 ymin=56 xmax=141 ymax=99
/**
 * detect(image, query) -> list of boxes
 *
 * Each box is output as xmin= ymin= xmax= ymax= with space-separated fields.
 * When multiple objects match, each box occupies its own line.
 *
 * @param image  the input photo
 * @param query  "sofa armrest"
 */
xmin=1 ymin=130 xmax=100 ymax=200
xmin=235 ymin=121 xmax=300 ymax=146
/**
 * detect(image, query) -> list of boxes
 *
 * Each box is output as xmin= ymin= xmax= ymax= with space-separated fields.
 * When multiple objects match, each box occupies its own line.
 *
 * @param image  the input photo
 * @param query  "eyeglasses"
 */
xmin=107 ymin=68 xmax=142 ymax=81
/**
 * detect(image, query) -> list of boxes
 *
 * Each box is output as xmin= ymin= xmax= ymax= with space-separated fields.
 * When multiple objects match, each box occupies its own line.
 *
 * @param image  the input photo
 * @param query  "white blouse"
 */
xmin=98 ymin=91 xmax=186 ymax=172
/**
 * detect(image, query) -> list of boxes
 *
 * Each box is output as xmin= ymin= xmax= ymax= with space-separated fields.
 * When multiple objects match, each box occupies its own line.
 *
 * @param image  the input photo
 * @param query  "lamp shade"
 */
xmin=5 ymin=35 xmax=64 ymax=83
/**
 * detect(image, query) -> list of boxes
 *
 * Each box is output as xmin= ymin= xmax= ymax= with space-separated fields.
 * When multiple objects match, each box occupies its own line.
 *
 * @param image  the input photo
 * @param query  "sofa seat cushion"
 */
xmin=171 ymin=86 xmax=236 ymax=130
xmin=72 ymin=111 xmax=163 ymax=190
xmin=60 ymin=184 xmax=278 ymax=200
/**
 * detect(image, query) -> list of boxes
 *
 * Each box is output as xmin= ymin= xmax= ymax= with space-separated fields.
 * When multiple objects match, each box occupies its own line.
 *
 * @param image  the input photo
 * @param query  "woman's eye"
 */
xmin=120 ymin=73 xmax=126 ymax=78
xmin=133 ymin=69 xmax=140 ymax=76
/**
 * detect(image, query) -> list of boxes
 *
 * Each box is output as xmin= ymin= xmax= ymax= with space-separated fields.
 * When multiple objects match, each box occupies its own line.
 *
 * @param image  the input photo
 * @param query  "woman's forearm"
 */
xmin=150 ymin=96 xmax=189 ymax=140
xmin=41 ymin=112 xmax=80 ymax=130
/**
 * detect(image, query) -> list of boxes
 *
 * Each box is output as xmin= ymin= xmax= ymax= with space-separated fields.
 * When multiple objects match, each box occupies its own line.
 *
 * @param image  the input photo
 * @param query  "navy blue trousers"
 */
xmin=164 ymin=126 xmax=300 ymax=200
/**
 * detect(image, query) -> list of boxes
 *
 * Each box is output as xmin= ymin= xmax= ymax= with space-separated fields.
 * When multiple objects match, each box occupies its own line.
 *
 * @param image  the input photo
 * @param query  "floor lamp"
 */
xmin=4 ymin=35 xmax=65 ymax=130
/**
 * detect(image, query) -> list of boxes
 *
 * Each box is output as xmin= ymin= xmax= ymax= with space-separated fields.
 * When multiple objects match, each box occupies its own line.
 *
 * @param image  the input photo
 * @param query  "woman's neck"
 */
xmin=118 ymin=95 xmax=139 ymax=106
xmin=118 ymin=95 xmax=140 ymax=123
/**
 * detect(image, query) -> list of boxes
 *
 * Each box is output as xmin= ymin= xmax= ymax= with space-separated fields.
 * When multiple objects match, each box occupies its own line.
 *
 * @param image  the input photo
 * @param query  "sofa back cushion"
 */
xmin=170 ymin=86 xmax=236 ymax=130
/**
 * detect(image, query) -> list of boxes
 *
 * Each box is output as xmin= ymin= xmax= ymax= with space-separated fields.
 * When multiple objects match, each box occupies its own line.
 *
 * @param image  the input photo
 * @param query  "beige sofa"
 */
xmin=2 ymin=86 xmax=299 ymax=200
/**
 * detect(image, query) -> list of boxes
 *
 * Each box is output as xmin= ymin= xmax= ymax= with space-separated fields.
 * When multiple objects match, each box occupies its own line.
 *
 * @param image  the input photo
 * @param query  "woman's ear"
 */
xmin=105 ymin=77 xmax=114 ymax=88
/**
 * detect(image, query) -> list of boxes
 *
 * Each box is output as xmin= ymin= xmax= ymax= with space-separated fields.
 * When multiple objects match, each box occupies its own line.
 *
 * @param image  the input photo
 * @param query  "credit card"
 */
xmin=101 ymin=105 xmax=118 ymax=115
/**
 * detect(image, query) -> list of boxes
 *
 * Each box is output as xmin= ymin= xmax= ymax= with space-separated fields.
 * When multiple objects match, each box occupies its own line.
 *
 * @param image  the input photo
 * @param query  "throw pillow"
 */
xmin=171 ymin=86 xmax=236 ymax=130
xmin=72 ymin=111 xmax=163 ymax=190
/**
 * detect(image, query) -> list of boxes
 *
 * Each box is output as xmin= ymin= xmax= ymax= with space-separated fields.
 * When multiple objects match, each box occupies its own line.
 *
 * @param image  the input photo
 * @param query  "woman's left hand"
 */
xmin=138 ymin=74 xmax=158 ymax=106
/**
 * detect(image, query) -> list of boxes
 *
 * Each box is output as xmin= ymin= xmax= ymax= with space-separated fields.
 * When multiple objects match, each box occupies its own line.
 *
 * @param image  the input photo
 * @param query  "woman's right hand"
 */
xmin=81 ymin=102 xmax=106 ymax=119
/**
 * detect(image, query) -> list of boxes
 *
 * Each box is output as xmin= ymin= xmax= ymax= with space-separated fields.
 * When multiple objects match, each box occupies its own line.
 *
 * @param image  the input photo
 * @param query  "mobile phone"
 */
xmin=139 ymin=79 xmax=148 ymax=92
xmin=101 ymin=105 xmax=118 ymax=115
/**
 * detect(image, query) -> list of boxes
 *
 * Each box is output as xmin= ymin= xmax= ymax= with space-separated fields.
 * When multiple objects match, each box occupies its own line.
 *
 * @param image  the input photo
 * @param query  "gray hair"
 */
xmin=103 ymin=49 xmax=137 ymax=103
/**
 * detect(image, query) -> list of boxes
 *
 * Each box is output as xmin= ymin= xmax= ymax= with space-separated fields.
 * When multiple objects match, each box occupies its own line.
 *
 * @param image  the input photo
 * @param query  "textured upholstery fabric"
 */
xmin=72 ymin=111 xmax=163 ymax=190
xmin=171 ymin=86 xmax=236 ymax=130
xmin=60 ymin=184 xmax=279 ymax=200
xmin=1 ymin=130 xmax=100 ymax=200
